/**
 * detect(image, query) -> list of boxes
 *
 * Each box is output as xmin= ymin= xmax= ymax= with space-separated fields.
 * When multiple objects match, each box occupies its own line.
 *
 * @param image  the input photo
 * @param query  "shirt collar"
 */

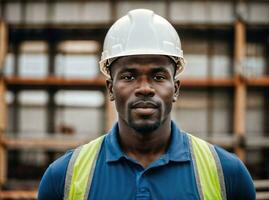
xmin=105 ymin=123 xmax=124 ymax=162
xmin=167 ymin=121 xmax=191 ymax=162
xmin=105 ymin=121 xmax=191 ymax=163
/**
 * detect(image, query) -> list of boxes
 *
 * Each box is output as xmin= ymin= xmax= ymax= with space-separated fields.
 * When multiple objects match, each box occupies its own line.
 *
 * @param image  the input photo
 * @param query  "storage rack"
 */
xmin=0 ymin=1 xmax=269 ymax=199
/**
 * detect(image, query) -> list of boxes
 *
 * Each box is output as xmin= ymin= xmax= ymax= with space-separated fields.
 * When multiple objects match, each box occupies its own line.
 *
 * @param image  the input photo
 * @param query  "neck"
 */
xmin=117 ymin=118 xmax=172 ymax=168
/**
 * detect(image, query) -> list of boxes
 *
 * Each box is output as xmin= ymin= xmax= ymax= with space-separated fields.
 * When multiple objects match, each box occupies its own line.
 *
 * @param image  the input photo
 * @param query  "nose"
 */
xmin=134 ymin=77 xmax=155 ymax=97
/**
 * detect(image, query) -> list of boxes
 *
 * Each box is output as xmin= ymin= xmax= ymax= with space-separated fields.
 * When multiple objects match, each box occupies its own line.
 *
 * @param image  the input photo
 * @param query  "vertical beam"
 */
xmin=164 ymin=0 xmax=170 ymax=20
xmin=0 ymin=20 xmax=7 ymax=71
xmin=233 ymin=19 xmax=246 ymax=162
xmin=0 ymin=20 xmax=7 ymax=185
xmin=47 ymin=41 xmax=56 ymax=134
xmin=110 ymin=0 xmax=116 ymax=22
xmin=46 ymin=41 xmax=56 ymax=164
xmin=0 ymin=82 xmax=7 ymax=185
xmin=207 ymin=30 xmax=214 ymax=138
xmin=0 ymin=1 xmax=5 ymax=19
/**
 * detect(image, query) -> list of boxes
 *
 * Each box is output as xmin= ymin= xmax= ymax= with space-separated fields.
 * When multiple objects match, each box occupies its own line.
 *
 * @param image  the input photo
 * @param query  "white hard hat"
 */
xmin=99 ymin=9 xmax=185 ymax=79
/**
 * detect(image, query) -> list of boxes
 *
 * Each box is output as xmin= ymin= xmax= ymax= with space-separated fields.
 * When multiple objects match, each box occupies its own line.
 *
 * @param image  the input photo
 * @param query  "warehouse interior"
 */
xmin=0 ymin=0 xmax=269 ymax=199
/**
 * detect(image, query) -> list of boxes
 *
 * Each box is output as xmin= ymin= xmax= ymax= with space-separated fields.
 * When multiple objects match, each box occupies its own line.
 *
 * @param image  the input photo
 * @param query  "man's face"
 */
xmin=107 ymin=55 xmax=180 ymax=134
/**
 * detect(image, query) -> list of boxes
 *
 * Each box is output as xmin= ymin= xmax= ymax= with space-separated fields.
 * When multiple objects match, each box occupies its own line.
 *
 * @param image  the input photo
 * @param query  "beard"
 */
xmin=127 ymin=116 xmax=161 ymax=134
xmin=126 ymin=103 xmax=171 ymax=134
xmin=117 ymin=97 xmax=173 ymax=135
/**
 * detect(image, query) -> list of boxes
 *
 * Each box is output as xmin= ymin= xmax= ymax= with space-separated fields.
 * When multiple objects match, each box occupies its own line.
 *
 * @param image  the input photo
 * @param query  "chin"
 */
xmin=130 ymin=120 xmax=161 ymax=134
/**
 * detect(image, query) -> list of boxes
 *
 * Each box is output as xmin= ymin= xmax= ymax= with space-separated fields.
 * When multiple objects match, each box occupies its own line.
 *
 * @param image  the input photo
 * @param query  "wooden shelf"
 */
xmin=255 ymin=179 xmax=269 ymax=189
xmin=256 ymin=192 xmax=269 ymax=200
xmin=246 ymin=76 xmax=269 ymax=87
xmin=255 ymin=179 xmax=269 ymax=200
xmin=1 ymin=136 xmax=89 ymax=150
xmin=9 ymin=23 xmax=111 ymax=30
xmin=0 ymin=190 xmax=37 ymax=200
xmin=5 ymin=76 xmax=106 ymax=90
xmin=1 ymin=135 xmax=268 ymax=151
xmin=9 ymin=22 xmax=234 ymax=30
xmin=180 ymin=78 xmax=235 ymax=87
xmin=5 ymin=76 xmax=269 ymax=89
xmin=247 ymin=137 xmax=269 ymax=148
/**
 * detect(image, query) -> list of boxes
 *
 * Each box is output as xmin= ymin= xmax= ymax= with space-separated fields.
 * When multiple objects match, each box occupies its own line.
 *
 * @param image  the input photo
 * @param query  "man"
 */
xmin=38 ymin=9 xmax=255 ymax=200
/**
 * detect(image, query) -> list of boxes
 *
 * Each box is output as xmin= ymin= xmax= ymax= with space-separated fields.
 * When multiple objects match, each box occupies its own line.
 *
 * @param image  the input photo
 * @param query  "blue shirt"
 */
xmin=38 ymin=121 xmax=255 ymax=200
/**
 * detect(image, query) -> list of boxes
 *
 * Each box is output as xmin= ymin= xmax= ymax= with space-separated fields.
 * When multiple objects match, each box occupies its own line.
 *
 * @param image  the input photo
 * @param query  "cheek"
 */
xmin=158 ymin=84 xmax=175 ymax=102
xmin=113 ymin=84 xmax=132 ymax=108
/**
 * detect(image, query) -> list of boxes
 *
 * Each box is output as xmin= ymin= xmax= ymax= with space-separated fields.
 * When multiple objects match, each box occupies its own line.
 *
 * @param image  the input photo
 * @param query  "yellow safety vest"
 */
xmin=63 ymin=133 xmax=227 ymax=200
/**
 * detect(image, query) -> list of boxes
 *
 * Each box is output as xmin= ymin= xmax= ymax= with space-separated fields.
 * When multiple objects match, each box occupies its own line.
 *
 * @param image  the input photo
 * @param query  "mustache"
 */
xmin=129 ymin=99 xmax=161 ymax=109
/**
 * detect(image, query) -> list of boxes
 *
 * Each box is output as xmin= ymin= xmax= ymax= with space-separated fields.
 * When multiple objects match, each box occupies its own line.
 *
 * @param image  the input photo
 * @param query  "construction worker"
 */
xmin=38 ymin=9 xmax=255 ymax=200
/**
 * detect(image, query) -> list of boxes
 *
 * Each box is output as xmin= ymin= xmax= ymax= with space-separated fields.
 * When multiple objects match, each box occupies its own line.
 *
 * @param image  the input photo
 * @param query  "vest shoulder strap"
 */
xmin=64 ymin=134 xmax=106 ymax=200
xmin=187 ymin=133 xmax=227 ymax=200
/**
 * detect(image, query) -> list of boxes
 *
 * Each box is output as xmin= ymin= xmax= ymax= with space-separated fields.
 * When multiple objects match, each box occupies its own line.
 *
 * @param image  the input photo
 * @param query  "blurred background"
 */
xmin=0 ymin=0 xmax=268 ymax=199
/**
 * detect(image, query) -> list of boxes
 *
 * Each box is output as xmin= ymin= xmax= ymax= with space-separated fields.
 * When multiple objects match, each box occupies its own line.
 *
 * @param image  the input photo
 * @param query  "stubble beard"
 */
xmin=128 ymin=117 xmax=161 ymax=134
xmin=126 ymin=106 xmax=170 ymax=135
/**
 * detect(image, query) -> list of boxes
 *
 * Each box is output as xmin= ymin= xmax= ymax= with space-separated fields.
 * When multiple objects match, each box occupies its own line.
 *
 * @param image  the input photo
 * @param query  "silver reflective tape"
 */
xmin=83 ymin=142 xmax=104 ymax=200
xmin=209 ymin=145 xmax=227 ymax=200
xmin=64 ymin=146 xmax=82 ymax=200
xmin=187 ymin=134 xmax=204 ymax=200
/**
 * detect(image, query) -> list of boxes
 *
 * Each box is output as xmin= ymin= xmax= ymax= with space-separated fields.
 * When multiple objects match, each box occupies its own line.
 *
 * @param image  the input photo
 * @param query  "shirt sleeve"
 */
xmin=215 ymin=146 xmax=256 ymax=200
xmin=38 ymin=150 xmax=73 ymax=200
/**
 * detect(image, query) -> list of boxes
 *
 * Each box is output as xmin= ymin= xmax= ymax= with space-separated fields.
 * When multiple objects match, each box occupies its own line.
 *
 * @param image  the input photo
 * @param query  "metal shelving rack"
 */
xmin=0 ymin=1 xmax=269 ymax=199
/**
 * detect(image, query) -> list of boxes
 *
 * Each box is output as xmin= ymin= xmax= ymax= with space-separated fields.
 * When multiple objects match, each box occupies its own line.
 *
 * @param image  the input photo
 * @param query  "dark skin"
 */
xmin=107 ymin=55 xmax=180 ymax=168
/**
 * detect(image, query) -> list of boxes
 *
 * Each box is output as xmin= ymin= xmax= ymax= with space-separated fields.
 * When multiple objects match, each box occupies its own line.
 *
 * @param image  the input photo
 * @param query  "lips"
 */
xmin=131 ymin=100 xmax=158 ymax=109
xmin=131 ymin=100 xmax=159 ymax=116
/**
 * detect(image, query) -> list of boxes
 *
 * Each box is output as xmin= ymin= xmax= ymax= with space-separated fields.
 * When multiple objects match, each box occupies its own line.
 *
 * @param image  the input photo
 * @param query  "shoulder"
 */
xmin=214 ymin=146 xmax=256 ymax=200
xmin=38 ymin=150 xmax=74 ymax=200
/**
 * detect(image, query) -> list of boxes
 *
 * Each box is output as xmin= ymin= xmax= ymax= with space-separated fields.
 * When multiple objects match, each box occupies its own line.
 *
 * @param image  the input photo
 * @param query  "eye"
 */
xmin=120 ymin=74 xmax=135 ymax=81
xmin=153 ymin=74 xmax=166 ymax=81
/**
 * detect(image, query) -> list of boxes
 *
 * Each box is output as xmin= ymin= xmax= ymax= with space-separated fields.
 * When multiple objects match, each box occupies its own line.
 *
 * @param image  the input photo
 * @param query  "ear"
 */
xmin=106 ymin=79 xmax=115 ymax=101
xmin=173 ymin=80 xmax=180 ymax=102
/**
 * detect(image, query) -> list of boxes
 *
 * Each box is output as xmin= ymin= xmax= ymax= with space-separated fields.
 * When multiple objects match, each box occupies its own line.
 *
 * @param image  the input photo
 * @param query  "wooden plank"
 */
xmin=256 ymin=192 xmax=269 ymax=200
xmin=5 ymin=76 xmax=106 ymax=87
xmin=0 ymin=20 xmax=7 ymax=131
xmin=246 ymin=76 xmax=269 ymax=86
xmin=0 ymin=145 xmax=6 ymax=185
xmin=0 ymin=82 xmax=7 ymax=135
xmin=180 ymin=78 xmax=235 ymax=87
xmin=233 ymin=20 xmax=246 ymax=162
xmin=1 ymin=137 xmax=89 ymax=150
xmin=0 ymin=20 xmax=7 ymax=69
xmin=0 ymin=190 xmax=37 ymax=200
xmin=247 ymin=137 xmax=269 ymax=148
xmin=255 ymin=179 xmax=269 ymax=189
xmin=0 ymin=20 xmax=8 ymax=186
xmin=9 ymin=22 xmax=234 ymax=30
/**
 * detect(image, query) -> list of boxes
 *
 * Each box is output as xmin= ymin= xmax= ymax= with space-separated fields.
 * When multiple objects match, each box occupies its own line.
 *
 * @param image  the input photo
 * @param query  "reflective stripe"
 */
xmin=64 ymin=146 xmax=82 ymax=200
xmin=209 ymin=145 xmax=227 ymax=200
xmin=64 ymin=135 xmax=105 ymax=200
xmin=83 ymin=145 xmax=100 ymax=200
xmin=188 ymin=133 xmax=226 ymax=200
xmin=188 ymin=135 xmax=204 ymax=200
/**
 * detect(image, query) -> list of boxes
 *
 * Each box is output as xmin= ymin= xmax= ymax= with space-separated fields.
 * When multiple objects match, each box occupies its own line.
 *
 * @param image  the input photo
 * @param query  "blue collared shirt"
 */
xmin=38 ymin=121 xmax=255 ymax=200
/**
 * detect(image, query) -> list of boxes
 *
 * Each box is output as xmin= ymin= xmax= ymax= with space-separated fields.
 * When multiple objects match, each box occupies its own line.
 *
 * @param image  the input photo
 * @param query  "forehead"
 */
xmin=110 ymin=55 xmax=175 ymax=73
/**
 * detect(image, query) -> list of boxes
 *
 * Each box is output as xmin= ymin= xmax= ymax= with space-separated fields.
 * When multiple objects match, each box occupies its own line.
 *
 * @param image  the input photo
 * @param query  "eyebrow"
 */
xmin=151 ymin=67 xmax=171 ymax=74
xmin=118 ymin=67 xmax=137 ymax=74
xmin=119 ymin=66 xmax=171 ymax=72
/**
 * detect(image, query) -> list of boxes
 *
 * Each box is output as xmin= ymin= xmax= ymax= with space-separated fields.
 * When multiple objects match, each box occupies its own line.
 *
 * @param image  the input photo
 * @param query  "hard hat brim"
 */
xmin=99 ymin=53 xmax=185 ymax=80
